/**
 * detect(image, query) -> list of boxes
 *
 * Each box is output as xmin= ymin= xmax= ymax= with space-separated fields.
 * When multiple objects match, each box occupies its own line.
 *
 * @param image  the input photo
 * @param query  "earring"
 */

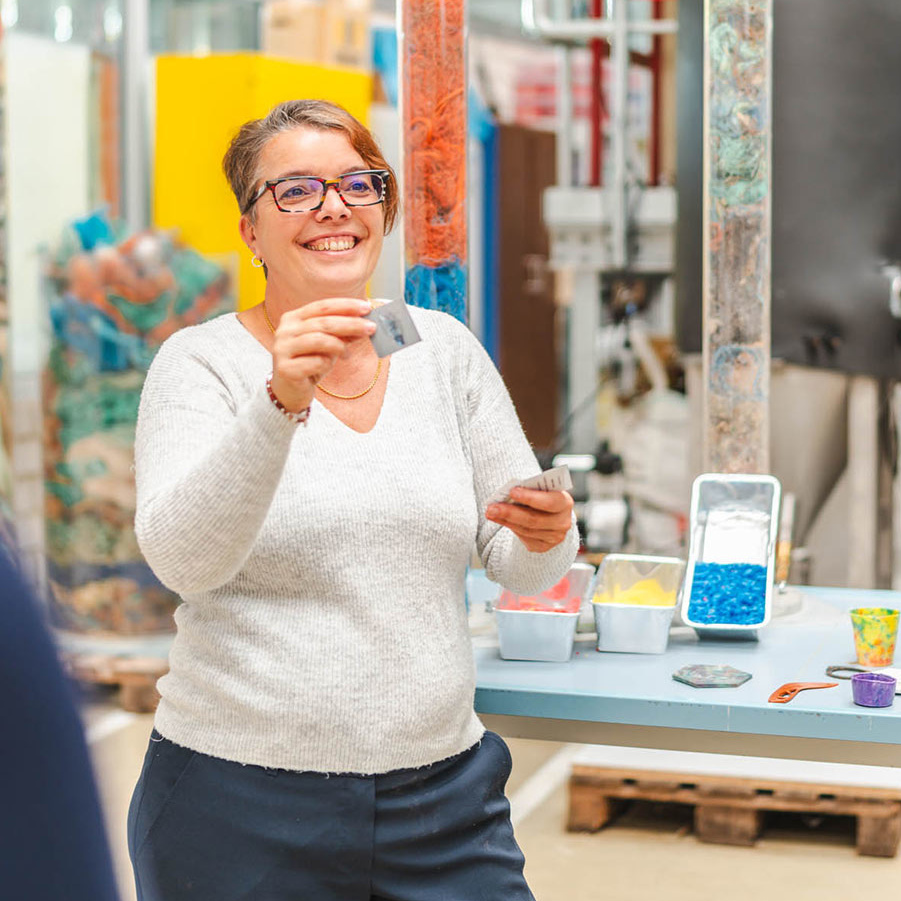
xmin=251 ymin=255 xmax=265 ymax=269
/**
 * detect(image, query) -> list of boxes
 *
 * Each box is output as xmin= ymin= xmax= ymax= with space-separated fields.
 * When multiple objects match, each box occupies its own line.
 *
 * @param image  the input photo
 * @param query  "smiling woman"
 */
xmin=127 ymin=98 xmax=578 ymax=901
xmin=223 ymin=99 xmax=399 ymax=229
xmin=238 ymin=127 xmax=387 ymax=320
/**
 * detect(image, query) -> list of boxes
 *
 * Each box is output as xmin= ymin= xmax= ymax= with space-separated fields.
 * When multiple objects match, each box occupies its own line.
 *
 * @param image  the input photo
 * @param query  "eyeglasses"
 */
xmin=246 ymin=169 xmax=391 ymax=213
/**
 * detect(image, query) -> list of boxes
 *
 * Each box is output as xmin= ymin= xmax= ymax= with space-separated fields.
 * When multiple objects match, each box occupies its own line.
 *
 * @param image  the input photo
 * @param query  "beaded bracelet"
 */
xmin=266 ymin=374 xmax=310 ymax=425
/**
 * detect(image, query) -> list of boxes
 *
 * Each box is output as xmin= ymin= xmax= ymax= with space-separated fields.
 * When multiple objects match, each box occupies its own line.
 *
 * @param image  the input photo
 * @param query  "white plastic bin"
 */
xmin=495 ymin=609 xmax=579 ymax=662
xmin=494 ymin=564 xmax=595 ymax=662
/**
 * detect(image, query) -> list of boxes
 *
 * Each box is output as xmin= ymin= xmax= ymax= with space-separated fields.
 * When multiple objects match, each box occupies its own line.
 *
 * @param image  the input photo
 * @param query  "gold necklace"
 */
xmin=261 ymin=301 xmax=382 ymax=401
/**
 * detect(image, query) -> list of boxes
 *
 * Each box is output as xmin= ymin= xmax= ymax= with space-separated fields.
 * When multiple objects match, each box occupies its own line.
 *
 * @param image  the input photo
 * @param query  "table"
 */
xmin=474 ymin=587 xmax=901 ymax=767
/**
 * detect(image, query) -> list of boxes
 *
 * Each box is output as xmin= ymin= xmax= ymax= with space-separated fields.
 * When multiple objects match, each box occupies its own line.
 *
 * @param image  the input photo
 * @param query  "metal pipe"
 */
xmin=122 ymin=0 xmax=149 ymax=232
xmin=649 ymin=0 xmax=662 ymax=185
xmin=522 ymin=0 xmax=677 ymax=40
xmin=610 ymin=0 xmax=628 ymax=268
xmin=589 ymin=0 xmax=604 ymax=187
xmin=555 ymin=45 xmax=573 ymax=187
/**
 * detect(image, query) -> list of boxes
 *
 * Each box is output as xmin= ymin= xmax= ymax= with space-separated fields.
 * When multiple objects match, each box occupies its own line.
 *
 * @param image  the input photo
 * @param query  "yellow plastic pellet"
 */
xmin=592 ymin=578 xmax=675 ymax=607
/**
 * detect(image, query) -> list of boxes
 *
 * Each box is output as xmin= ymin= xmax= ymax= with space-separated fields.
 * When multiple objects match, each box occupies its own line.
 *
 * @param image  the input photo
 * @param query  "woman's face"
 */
xmin=240 ymin=126 xmax=385 ymax=304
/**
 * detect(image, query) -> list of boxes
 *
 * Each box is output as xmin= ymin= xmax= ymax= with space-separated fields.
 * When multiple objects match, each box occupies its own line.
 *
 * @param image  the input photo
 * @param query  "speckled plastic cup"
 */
xmin=850 ymin=607 xmax=899 ymax=667
xmin=851 ymin=672 xmax=896 ymax=708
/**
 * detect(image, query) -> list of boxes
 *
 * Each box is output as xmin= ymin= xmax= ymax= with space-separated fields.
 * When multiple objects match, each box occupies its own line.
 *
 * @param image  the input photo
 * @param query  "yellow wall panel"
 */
xmin=154 ymin=54 xmax=372 ymax=311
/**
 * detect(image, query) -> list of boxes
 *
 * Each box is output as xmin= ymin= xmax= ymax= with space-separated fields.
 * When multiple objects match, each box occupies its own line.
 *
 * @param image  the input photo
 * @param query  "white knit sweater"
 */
xmin=135 ymin=306 xmax=578 ymax=774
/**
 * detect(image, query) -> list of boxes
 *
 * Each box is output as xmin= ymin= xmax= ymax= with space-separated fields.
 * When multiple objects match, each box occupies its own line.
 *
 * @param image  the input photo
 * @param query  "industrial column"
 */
xmin=399 ymin=0 xmax=468 ymax=323
xmin=702 ymin=0 xmax=772 ymax=473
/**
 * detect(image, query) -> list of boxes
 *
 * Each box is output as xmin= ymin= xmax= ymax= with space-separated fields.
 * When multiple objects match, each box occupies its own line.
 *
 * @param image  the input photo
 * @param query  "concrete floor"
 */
xmin=84 ymin=691 xmax=901 ymax=901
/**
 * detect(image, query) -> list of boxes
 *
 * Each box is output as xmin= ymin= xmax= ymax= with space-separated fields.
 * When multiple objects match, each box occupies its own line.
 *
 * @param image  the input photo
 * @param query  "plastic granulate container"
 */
xmin=593 ymin=603 xmax=677 ymax=654
xmin=495 ymin=608 xmax=579 ymax=662
xmin=494 ymin=565 xmax=593 ymax=662
xmin=592 ymin=554 xmax=685 ymax=654
xmin=680 ymin=473 xmax=781 ymax=640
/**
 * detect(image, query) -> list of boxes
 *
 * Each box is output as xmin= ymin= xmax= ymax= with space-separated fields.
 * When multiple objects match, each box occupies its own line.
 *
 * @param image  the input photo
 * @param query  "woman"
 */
xmin=128 ymin=99 xmax=577 ymax=901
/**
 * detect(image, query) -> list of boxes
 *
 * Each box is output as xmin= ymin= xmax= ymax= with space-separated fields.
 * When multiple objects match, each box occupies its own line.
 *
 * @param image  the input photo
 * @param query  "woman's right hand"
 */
xmin=268 ymin=298 xmax=377 ymax=412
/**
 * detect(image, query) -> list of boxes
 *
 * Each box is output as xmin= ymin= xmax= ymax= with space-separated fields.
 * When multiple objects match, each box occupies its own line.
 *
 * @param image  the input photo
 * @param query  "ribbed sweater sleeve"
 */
xmin=444 ymin=316 xmax=579 ymax=595
xmin=134 ymin=331 xmax=299 ymax=595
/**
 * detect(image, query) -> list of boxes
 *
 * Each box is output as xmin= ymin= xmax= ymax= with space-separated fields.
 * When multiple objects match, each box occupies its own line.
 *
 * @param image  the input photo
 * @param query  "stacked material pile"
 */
xmin=44 ymin=211 xmax=233 ymax=634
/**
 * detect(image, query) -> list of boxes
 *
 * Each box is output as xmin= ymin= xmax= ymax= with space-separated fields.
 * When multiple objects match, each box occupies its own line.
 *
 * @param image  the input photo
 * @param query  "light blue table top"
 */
xmin=474 ymin=587 xmax=901 ymax=747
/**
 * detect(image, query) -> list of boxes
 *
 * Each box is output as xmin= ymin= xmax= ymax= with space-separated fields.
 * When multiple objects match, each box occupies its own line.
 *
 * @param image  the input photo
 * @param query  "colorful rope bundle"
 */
xmin=401 ymin=0 xmax=467 ymax=322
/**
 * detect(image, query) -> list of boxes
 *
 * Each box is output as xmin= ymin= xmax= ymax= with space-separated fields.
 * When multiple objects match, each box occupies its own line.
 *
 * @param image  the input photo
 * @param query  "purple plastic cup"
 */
xmin=851 ymin=672 xmax=897 ymax=707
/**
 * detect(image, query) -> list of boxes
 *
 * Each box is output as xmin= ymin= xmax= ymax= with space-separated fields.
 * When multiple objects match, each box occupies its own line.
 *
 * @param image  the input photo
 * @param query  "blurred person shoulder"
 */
xmin=0 ymin=551 xmax=121 ymax=901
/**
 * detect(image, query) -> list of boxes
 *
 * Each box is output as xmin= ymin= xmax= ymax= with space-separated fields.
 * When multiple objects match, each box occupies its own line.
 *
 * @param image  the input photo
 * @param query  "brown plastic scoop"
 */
xmin=768 ymin=682 xmax=838 ymax=704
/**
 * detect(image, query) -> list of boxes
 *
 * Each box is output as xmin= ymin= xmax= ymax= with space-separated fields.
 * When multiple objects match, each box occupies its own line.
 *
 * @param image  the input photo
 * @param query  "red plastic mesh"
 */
xmin=401 ymin=0 xmax=467 ymax=266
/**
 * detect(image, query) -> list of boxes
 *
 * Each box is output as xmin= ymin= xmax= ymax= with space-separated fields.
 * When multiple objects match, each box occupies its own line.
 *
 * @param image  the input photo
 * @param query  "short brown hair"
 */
xmin=222 ymin=99 xmax=399 ymax=233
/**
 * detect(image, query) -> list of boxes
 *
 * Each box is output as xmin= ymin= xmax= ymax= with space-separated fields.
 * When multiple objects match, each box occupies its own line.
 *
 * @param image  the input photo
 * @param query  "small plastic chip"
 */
xmin=672 ymin=664 xmax=753 ymax=688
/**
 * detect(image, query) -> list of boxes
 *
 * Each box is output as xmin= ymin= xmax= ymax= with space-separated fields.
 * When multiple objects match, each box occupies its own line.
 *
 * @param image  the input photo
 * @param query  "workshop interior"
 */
xmin=4 ymin=1 xmax=901 ymax=899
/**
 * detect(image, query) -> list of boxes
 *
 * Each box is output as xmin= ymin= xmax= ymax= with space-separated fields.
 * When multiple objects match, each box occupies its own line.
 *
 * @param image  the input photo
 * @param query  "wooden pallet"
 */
xmin=568 ymin=764 xmax=901 ymax=857
xmin=63 ymin=653 xmax=168 ymax=713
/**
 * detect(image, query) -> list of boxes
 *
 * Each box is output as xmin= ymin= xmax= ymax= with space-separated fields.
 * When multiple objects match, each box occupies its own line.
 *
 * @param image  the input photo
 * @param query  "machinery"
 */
xmin=524 ymin=0 xmax=684 ymax=555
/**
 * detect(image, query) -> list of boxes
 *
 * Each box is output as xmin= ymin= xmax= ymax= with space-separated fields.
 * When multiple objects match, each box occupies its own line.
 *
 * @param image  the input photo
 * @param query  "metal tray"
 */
xmin=680 ymin=473 xmax=782 ymax=641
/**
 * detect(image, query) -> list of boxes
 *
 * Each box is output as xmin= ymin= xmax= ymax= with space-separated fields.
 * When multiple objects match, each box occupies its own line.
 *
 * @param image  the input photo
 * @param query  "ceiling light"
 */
xmin=0 ymin=0 xmax=18 ymax=29
xmin=54 ymin=4 xmax=74 ymax=42
xmin=103 ymin=4 xmax=123 ymax=42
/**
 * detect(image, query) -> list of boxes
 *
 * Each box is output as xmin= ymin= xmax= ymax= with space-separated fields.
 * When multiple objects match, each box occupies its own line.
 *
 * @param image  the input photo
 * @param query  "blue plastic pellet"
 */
xmin=686 ymin=562 xmax=767 ymax=626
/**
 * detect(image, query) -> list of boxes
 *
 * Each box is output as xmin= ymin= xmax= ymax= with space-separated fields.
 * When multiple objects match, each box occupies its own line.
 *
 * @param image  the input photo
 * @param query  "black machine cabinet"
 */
xmin=676 ymin=0 xmax=901 ymax=378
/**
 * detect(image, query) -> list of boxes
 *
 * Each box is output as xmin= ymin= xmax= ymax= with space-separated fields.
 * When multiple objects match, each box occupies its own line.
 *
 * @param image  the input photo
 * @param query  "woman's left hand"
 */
xmin=485 ymin=487 xmax=575 ymax=553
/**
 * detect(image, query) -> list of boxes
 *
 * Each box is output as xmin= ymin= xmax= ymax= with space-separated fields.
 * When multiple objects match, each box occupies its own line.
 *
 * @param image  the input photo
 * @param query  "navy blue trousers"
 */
xmin=128 ymin=730 xmax=534 ymax=901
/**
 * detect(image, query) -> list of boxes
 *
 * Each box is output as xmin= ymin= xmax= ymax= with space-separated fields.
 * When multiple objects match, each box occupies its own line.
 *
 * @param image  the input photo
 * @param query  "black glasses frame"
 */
xmin=245 ymin=169 xmax=391 ymax=214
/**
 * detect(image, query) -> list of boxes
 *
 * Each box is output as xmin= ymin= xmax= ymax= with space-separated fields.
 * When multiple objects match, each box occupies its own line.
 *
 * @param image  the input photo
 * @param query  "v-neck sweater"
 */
xmin=134 ymin=306 xmax=578 ymax=774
